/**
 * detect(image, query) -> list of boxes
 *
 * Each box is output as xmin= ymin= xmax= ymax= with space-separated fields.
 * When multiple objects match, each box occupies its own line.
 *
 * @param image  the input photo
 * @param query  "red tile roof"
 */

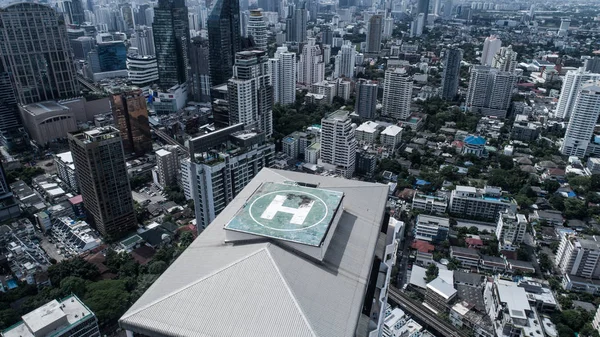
xmin=411 ymin=240 xmax=435 ymax=253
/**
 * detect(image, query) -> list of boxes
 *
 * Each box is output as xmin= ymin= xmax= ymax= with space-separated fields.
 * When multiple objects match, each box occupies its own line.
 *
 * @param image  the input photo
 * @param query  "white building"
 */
xmin=320 ymin=110 xmax=357 ymax=178
xmin=54 ymin=151 xmax=78 ymax=192
xmin=355 ymin=121 xmax=381 ymax=144
xmin=310 ymin=80 xmax=337 ymax=104
xmin=227 ymin=50 xmax=273 ymax=138
xmin=298 ymin=38 xmax=325 ymax=85
xmin=127 ymin=55 xmax=159 ymax=88
xmin=555 ymin=234 xmax=600 ymax=279
xmin=382 ymin=67 xmax=412 ymax=120
xmin=496 ymin=210 xmax=527 ymax=251
xmin=560 ymin=82 xmax=600 ymax=157
xmin=449 ymin=186 xmax=517 ymax=220
xmin=412 ymin=193 xmax=447 ymax=214
xmin=2 ymin=295 xmax=99 ymax=337
xmin=491 ymin=45 xmax=517 ymax=73
xmin=305 ymin=142 xmax=320 ymax=164
xmin=555 ymin=68 xmax=600 ymax=120
xmin=153 ymin=148 xmax=178 ymax=189
xmin=380 ymin=125 xmax=403 ymax=149
xmin=269 ymin=46 xmax=296 ymax=105
xmin=410 ymin=13 xmax=424 ymax=37
xmin=333 ymin=41 xmax=356 ymax=79
xmin=247 ymin=9 xmax=268 ymax=51
xmin=50 ymin=217 xmax=102 ymax=256
xmin=415 ymin=214 xmax=450 ymax=242
xmin=592 ymin=305 xmax=600 ymax=336
xmin=481 ymin=35 xmax=502 ymax=66
xmin=465 ymin=65 xmax=516 ymax=118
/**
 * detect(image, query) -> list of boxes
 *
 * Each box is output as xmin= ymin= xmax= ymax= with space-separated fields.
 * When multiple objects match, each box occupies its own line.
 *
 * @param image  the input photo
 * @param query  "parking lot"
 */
xmin=39 ymin=236 xmax=65 ymax=262
xmin=132 ymin=184 xmax=167 ymax=204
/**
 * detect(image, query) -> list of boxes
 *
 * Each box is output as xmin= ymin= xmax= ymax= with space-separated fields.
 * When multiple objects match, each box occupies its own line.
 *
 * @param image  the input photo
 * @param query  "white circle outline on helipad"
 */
xmin=248 ymin=190 xmax=329 ymax=232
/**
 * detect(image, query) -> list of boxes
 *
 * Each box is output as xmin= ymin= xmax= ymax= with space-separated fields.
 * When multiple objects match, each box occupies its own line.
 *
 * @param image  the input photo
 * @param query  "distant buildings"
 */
xmin=465 ymin=65 xmax=516 ymax=119
xmin=285 ymin=2 xmax=307 ymax=43
xmin=382 ymin=68 xmax=413 ymax=120
xmin=247 ymin=9 xmax=268 ymax=51
xmin=2 ymin=295 xmax=99 ymax=337
xmin=298 ymin=38 xmax=325 ymax=85
xmin=110 ymin=87 xmax=152 ymax=156
xmin=365 ymin=15 xmax=382 ymax=54
xmin=440 ymin=47 xmax=462 ymax=101
xmin=560 ymin=82 xmax=600 ymax=157
xmin=320 ymin=110 xmax=357 ymax=178
xmin=480 ymin=35 xmax=502 ymax=66
xmin=555 ymin=234 xmax=600 ymax=279
xmin=188 ymin=37 xmax=211 ymax=103
xmin=449 ymin=186 xmax=517 ymax=221
xmin=333 ymin=41 xmax=356 ymax=79
xmin=355 ymin=79 xmax=378 ymax=119
xmin=269 ymin=46 xmax=297 ymax=105
xmin=207 ymin=0 xmax=241 ymax=86
xmin=410 ymin=13 xmax=425 ymax=37
xmin=491 ymin=45 xmax=518 ymax=73
xmin=68 ymin=127 xmax=136 ymax=238
xmin=555 ymin=67 xmax=600 ymax=120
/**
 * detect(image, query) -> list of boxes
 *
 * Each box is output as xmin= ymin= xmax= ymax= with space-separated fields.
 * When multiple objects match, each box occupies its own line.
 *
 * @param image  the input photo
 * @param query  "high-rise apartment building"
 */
xmin=443 ymin=0 xmax=453 ymax=19
xmin=382 ymin=16 xmax=393 ymax=38
xmin=127 ymin=55 xmax=159 ymax=88
xmin=189 ymin=37 xmax=211 ymax=103
xmin=247 ymin=9 xmax=268 ymax=51
xmin=440 ymin=47 xmax=462 ymax=101
xmin=154 ymin=148 xmax=178 ymax=189
xmin=584 ymin=57 xmax=600 ymax=74
xmin=269 ymin=46 xmax=297 ymax=105
xmin=298 ymin=38 xmax=325 ymax=85
xmin=153 ymin=0 xmax=190 ymax=90
xmin=495 ymin=210 xmax=527 ymax=251
xmin=110 ymin=87 xmax=152 ymax=156
xmin=0 ymin=3 xmax=79 ymax=105
xmin=71 ymin=0 xmax=85 ymax=24
xmin=207 ymin=0 xmax=241 ymax=86
xmin=555 ymin=234 xmax=600 ymax=279
xmin=333 ymin=41 xmax=356 ymax=78
xmin=320 ymin=110 xmax=357 ymax=178
xmin=417 ymin=0 xmax=429 ymax=22
xmin=227 ymin=50 xmax=273 ymax=138
xmin=382 ymin=68 xmax=412 ymax=120
xmin=130 ymin=26 xmax=155 ymax=56
xmin=480 ymin=35 xmax=502 ymax=66
xmin=465 ymin=65 xmax=516 ymax=118
xmin=365 ymin=15 xmax=383 ymax=54
xmin=68 ymin=127 xmax=136 ymax=238
xmin=491 ymin=45 xmax=517 ymax=73
xmin=355 ymin=79 xmax=378 ymax=119
xmin=560 ymin=82 xmax=600 ymax=157
xmin=285 ymin=2 xmax=307 ymax=43
xmin=410 ymin=13 xmax=425 ymax=37
xmin=555 ymin=67 xmax=600 ymax=120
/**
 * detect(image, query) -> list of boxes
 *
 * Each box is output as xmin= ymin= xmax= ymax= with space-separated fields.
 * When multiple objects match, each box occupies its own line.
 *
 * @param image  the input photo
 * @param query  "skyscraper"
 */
xmin=189 ymin=37 xmax=211 ymax=103
xmin=440 ymin=47 xmax=462 ymax=101
xmin=0 ymin=62 xmax=23 ymax=148
xmin=0 ymin=3 xmax=79 ymax=105
xmin=110 ymin=88 xmax=152 ymax=156
xmin=71 ymin=0 xmax=85 ymax=24
xmin=465 ymin=65 xmax=516 ymax=119
xmin=366 ymin=15 xmax=383 ymax=54
xmin=208 ymin=0 xmax=241 ymax=86
xmin=584 ymin=57 xmax=600 ymax=74
xmin=410 ymin=13 xmax=425 ymax=37
xmin=333 ymin=41 xmax=356 ymax=78
xmin=382 ymin=68 xmax=413 ymax=120
xmin=258 ymin=0 xmax=278 ymax=12
xmin=298 ymin=38 xmax=325 ymax=85
xmin=355 ymin=79 xmax=378 ymax=119
xmin=491 ymin=45 xmax=517 ymax=73
xmin=481 ymin=35 xmax=502 ymax=66
xmin=285 ymin=3 xmax=308 ymax=43
xmin=321 ymin=110 xmax=357 ymax=178
xmin=442 ymin=0 xmax=452 ymax=19
xmin=556 ymin=67 xmax=600 ymax=120
xmin=417 ymin=0 xmax=429 ymax=22
xmin=269 ymin=46 xmax=297 ymax=105
xmin=560 ymin=82 xmax=600 ymax=157
xmin=68 ymin=127 xmax=136 ymax=238
xmin=227 ymin=51 xmax=273 ymax=137
xmin=247 ymin=9 xmax=268 ymax=51
xmin=382 ymin=16 xmax=393 ymax=38
xmin=153 ymin=0 xmax=190 ymax=90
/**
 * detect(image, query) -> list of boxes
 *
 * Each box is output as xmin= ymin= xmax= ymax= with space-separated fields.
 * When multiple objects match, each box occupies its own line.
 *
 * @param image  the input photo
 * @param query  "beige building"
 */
xmin=20 ymin=101 xmax=78 ymax=145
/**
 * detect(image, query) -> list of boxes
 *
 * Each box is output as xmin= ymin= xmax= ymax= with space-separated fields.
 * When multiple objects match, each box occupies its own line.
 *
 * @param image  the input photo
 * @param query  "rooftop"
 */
xmin=381 ymin=125 xmax=403 ymax=136
xmin=119 ymin=168 xmax=389 ymax=337
xmin=356 ymin=121 xmax=380 ymax=133
xmin=21 ymin=101 xmax=68 ymax=116
xmin=496 ymin=279 xmax=530 ymax=320
xmin=427 ymin=277 xmax=457 ymax=300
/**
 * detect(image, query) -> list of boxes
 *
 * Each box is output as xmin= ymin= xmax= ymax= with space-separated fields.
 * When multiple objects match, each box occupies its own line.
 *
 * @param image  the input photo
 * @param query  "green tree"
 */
xmin=60 ymin=276 xmax=89 ymax=298
xmin=48 ymin=258 xmax=100 ymax=285
xmin=424 ymin=263 xmax=439 ymax=282
xmin=179 ymin=231 xmax=194 ymax=249
xmin=564 ymin=198 xmax=588 ymax=219
xmin=83 ymin=280 xmax=130 ymax=327
xmin=148 ymin=261 xmax=168 ymax=274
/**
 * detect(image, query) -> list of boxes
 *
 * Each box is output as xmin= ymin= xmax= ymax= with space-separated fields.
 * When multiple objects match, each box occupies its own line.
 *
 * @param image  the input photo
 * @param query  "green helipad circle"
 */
xmin=248 ymin=190 xmax=329 ymax=232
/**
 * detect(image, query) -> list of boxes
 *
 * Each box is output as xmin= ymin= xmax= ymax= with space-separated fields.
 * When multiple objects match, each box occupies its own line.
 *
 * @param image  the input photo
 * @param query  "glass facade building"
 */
xmin=207 ymin=0 xmax=241 ymax=86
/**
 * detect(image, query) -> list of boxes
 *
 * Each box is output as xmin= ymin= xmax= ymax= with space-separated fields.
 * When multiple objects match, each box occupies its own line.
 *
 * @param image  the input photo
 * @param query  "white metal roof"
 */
xmin=409 ymin=265 xmax=427 ymax=289
xmin=426 ymin=277 xmax=457 ymax=300
xmin=496 ymin=280 xmax=530 ymax=320
xmin=381 ymin=125 xmax=402 ymax=137
xmin=119 ymin=168 xmax=388 ymax=337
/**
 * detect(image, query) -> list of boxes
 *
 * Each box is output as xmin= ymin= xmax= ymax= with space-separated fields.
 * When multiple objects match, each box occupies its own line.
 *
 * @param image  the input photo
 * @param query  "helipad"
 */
xmin=225 ymin=182 xmax=344 ymax=246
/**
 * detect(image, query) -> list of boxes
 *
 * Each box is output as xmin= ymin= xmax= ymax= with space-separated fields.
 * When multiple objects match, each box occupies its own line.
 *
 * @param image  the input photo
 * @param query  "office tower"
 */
xmin=496 ymin=210 xmax=527 ymax=251
xmin=127 ymin=55 xmax=159 ymax=87
xmin=481 ymin=35 xmax=502 ymax=66
xmin=154 ymin=148 xmax=178 ymax=189
xmin=298 ymin=38 xmax=325 ymax=85
xmin=355 ymin=79 xmax=378 ymax=119
xmin=208 ymin=0 xmax=242 ymax=86
xmin=110 ymin=88 xmax=152 ymax=156
xmin=285 ymin=3 xmax=308 ymax=43
xmin=131 ymin=26 xmax=156 ymax=56
xmin=258 ymin=0 xmax=278 ymax=12
xmin=410 ymin=13 xmax=425 ymax=37
xmin=555 ymin=234 xmax=600 ymax=279
xmin=96 ymin=41 xmax=127 ymax=72
xmin=269 ymin=46 xmax=297 ymax=105
xmin=68 ymin=127 xmax=136 ymax=238
xmin=555 ymin=67 xmax=600 ymax=119
xmin=121 ymin=4 xmax=135 ymax=30
xmin=189 ymin=37 xmax=211 ymax=103
xmin=180 ymin=128 xmax=274 ymax=228
xmin=584 ymin=57 xmax=600 ymax=74
xmin=136 ymin=4 xmax=150 ymax=25
xmin=321 ymin=110 xmax=357 ymax=178
xmin=558 ymin=18 xmax=570 ymax=37
xmin=417 ymin=0 xmax=429 ymax=22
xmin=492 ymin=45 xmax=517 ymax=73
xmin=365 ymin=15 xmax=382 ymax=54
xmin=3 ymin=295 xmax=100 ymax=337
xmin=307 ymin=0 xmax=318 ymax=21
xmin=442 ymin=0 xmax=452 ymax=19
xmin=153 ymin=0 xmax=190 ymax=90
xmin=71 ymin=0 xmax=85 ymax=24
xmin=227 ymin=51 xmax=273 ymax=137
xmin=189 ymin=12 xmax=200 ymax=31
xmin=70 ymin=36 xmax=96 ymax=59
xmin=322 ymin=24 xmax=333 ymax=45
xmin=333 ymin=41 xmax=356 ymax=78
xmin=560 ymin=82 xmax=600 ymax=157
xmin=0 ymin=62 xmax=23 ymax=146
xmin=440 ymin=47 xmax=462 ymax=101
xmin=0 ymin=3 xmax=79 ymax=105
xmin=247 ymin=9 xmax=268 ymax=51
xmin=433 ymin=0 xmax=441 ymax=15
xmin=145 ymin=7 xmax=155 ymax=25
xmin=382 ymin=16 xmax=393 ymax=38
xmin=465 ymin=66 xmax=516 ymax=118
xmin=382 ymin=68 xmax=412 ymax=120
xmin=0 ymin=160 xmax=19 ymax=221
xmin=339 ymin=0 xmax=354 ymax=8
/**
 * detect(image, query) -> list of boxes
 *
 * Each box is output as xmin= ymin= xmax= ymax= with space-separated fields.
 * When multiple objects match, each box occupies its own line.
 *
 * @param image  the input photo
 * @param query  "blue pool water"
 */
xmin=7 ymin=279 xmax=17 ymax=289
